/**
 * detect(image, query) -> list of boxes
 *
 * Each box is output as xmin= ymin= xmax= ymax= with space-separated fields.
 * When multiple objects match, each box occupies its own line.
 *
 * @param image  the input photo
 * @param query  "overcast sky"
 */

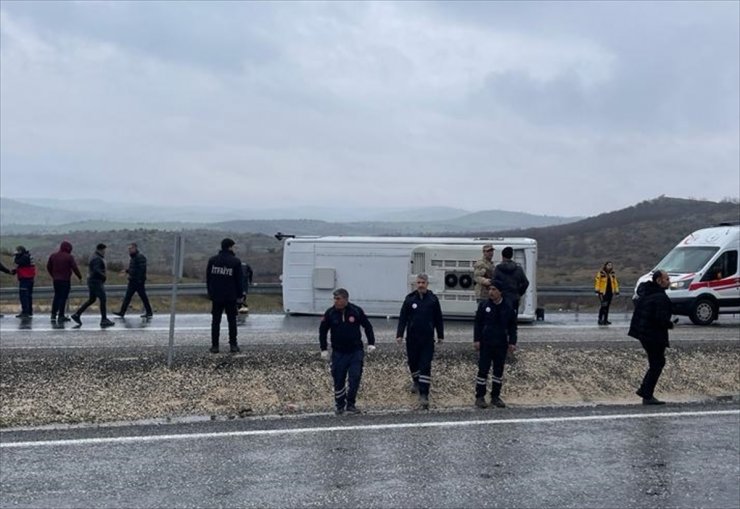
xmin=1 ymin=1 xmax=738 ymax=217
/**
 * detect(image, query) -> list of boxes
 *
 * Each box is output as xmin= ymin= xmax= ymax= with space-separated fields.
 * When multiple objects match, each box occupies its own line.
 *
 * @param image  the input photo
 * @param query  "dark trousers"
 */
xmin=76 ymin=280 xmax=107 ymax=319
xmin=475 ymin=342 xmax=509 ymax=398
xmin=331 ymin=349 xmax=364 ymax=409
xmin=406 ymin=337 xmax=435 ymax=396
xmin=18 ymin=278 xmax=34 ymax=315
xmin=638 ymin=340 xmax=666 ymax=398
xmin=51 ymin=280 xmax=71 ymax=318
xmin=211 ymin=300 xmax=238 ymax=346
xmin=119 ymin=280 xmax=152 ymax=315
xmin=598 ymin=293 xmax=613 ymax=323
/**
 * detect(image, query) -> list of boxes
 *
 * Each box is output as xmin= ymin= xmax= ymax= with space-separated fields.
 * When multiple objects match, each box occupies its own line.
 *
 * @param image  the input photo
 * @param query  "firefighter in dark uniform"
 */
xmin=396 ymin=273 xmax=444 ymax=410
xmin=319 ymin=288 xmax=376 ymax=415
xmin=473 ymin=283 xmax=517 ymax=409
xmin=206 ymin=238 xmax=244 ymax=353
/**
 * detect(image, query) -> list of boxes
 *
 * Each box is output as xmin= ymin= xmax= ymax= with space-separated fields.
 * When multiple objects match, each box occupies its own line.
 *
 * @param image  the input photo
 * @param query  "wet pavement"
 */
xmin=0 ymin=313 xmax=738 ymax=350
xmin=1 ymin=403 xmax=738 ymax=508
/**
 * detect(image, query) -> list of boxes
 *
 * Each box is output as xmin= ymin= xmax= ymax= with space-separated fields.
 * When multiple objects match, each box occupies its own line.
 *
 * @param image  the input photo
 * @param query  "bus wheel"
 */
xmin=689 ymin=298 xmax=716 ymax=326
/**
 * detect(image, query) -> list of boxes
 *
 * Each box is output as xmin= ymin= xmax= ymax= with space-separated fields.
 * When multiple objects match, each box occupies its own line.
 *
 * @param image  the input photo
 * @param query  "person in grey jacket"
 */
xmin=114 ymin=243 xmax=153 ymax=319
xmin=71 ymin=243 xmax=115 ymax=328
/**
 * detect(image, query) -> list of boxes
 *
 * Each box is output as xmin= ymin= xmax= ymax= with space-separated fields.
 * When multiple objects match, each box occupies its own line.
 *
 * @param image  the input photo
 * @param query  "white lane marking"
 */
xmin=1 ymin=410 xmax=737 ymax=449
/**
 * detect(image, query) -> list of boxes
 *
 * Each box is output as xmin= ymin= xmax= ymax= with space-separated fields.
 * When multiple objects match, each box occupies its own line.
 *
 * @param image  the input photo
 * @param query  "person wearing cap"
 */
xmin=396 ymin=273 xmax=444 ymax=410
xmin=473 ymin=244 xmax=495 ymax=304
xmin=492 ymin=246 xmax=529 ymax=343
xmin=206 ymin=238 xmax=244 ymax=353
xmin=71 ymin=243 xmax=115 ymax=328
xmin=473 ymin=283 xmax=517 ymax=409
xmin=319 ymin=288 xmax=376 ymax=415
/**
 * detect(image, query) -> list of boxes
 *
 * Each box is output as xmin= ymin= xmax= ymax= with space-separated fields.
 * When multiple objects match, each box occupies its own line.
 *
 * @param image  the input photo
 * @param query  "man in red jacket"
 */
xmin=47 ymin=241 xmax=83 ymax=323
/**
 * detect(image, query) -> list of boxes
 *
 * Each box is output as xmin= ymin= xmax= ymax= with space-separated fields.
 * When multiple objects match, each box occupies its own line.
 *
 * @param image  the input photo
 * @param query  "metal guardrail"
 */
xmin=0 ymin=283 xmax=631 ymax=300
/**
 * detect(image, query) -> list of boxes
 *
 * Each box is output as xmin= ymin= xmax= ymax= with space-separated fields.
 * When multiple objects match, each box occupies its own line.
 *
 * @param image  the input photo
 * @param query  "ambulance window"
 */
xmin=700 ymin=251 xmax=738 ymax=281
xmin=657 ymin=246 xmax=719 ymax=273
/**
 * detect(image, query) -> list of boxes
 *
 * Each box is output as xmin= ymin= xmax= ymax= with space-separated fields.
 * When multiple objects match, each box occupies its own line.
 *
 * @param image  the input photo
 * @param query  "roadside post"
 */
xmin=167 ymin=235 xmax=185 ymax=368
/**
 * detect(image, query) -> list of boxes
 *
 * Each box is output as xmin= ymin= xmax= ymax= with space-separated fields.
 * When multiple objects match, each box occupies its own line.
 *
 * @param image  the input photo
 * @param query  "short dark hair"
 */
xmin=652 ymin=270 xmax=664 ymax=283
xmin=96 ymin=243 xmax=107 ymax=251
xmin=129 ymin=242 xmax=138 ymax=249
xmin=502 ymin=247 xmax=514 ymax=259
xmin=221 ymin=238 xmax=235 ymax=250
xmin=333 ymin=288 xmax=349 ymax=299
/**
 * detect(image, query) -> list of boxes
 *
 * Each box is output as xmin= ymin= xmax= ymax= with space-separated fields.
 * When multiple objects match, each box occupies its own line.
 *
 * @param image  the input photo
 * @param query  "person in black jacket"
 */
xmin=238 ymin=262 xmax=253 ymax=314
xmin=114 ymin=243 xmax=153 ymax=319
xmin=206 ymin=238 xmax=244 ymax=353
xmin=71 ymin=244 xmax=115 ymax=328
xmin=0 ymin=261 xmax=14 ymax=319
xmin=492 ymin=246 xmax=529 ymax=343
xmin=473 ymin=284 xmax=517 ymax=409
xmin=628 ymin=270 xmax=674 ymax=405
xmin=319 ymin=288 xmax=376 ymax=415
xmin=396 ymin=273 xmax=444 ymax=410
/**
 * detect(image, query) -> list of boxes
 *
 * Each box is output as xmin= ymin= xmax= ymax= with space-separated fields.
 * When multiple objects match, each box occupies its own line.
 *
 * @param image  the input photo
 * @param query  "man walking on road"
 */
xmin=47 ymin=241 xmax=82 ymax=323
xmin=319 ymin=288 xmax=376 ymax=415
xmin=396 ymin=273 xmax=444 ymax=410
xmin=71 ymin=243 xmax=115 ymax=328
xmin=473 ymin=244 xmax=495 ymax=304
xmin=473 ymin=284 xmax=517 ymax=409
xmin=114 ymin=243 xmax=153 ymax=319
xmin=206 ymin=238 xmax=244 ymax=353
xmin=628 ymin=269 xmax=674 ymax=405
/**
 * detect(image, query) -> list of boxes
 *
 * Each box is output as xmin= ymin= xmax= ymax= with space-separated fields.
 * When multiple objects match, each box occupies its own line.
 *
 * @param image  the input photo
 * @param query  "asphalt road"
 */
xmin=0 ymin=313 xmax=738 ymax=350
xmin=1 ymin=403 xmax=738 ymax=509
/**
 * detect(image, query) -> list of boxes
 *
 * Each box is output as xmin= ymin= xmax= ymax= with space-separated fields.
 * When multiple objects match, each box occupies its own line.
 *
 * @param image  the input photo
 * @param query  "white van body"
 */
xmin=281 ymin=236 xmax=537 ymax=320
xmin=635 ymin=224 xmax=740 ymax=325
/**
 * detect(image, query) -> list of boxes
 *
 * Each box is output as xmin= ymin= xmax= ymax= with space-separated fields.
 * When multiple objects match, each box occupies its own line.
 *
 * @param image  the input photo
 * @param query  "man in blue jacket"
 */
xmin=396 ymin=273 xmax=444 ymax=410
xmin=473 ymin=284 xmax=517 ymax=409
xmin=319 ymin=288 xmax=376 ymax=415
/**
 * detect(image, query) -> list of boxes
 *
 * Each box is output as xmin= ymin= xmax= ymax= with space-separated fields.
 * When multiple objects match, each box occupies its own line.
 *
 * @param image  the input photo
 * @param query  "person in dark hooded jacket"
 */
xmin=492 ymin=246 xmax=529 ymax=343
xmin=13 ymin=246 xmax=36 ymax=318
xmin=71 ymin=244 xmax=115 ymax=328
xmin=47 ymin=241 xmax=82 ymax=322
xmin=114 ymin=243 xmax=153 ymax=319
xmin=628 ymin=269 xmax=674 ymax=405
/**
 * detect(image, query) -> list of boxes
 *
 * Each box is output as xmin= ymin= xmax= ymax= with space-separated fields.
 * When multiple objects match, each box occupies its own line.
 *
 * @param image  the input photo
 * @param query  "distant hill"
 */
xmin=2 ymin=196 xmax=736 ymax=287
xmin=1 ymin=196 xmax=580 ymax=235
xmin=487 ymin=196 xmax=740 ymax=286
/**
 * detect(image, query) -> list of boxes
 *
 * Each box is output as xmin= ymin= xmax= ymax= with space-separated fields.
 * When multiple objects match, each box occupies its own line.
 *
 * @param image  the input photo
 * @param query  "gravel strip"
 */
xmin=1 ymin=343 xmax=738 ymax=428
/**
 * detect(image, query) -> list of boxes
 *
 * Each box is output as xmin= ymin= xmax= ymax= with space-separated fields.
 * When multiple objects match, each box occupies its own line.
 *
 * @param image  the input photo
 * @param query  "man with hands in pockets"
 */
xmin=473 ymin=283 xmax=517 ymax=409
xmin=319 ymin=288 xmax=376 ymax=415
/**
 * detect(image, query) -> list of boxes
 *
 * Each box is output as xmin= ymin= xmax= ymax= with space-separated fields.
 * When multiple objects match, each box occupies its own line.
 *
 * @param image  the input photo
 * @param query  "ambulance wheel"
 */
xmin=689 ymin=298 xmax=716 ymax=326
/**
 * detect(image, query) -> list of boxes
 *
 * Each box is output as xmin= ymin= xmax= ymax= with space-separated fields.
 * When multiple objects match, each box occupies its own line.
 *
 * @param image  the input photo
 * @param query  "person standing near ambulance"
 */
xmin=594 ymin=261 xmax=620 ymax=325
xmin=396 ymin=273 xmax=444 ymax=410
xmin=319 ymin=288 xmax=376 ymax=415
xmin=206 ymin=238 xmax=244 ymax=353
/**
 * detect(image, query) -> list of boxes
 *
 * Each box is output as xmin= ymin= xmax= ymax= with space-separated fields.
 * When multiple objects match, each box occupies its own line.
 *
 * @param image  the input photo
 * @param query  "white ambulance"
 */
xmin=635 ymin=223 xmax=740 ymax=325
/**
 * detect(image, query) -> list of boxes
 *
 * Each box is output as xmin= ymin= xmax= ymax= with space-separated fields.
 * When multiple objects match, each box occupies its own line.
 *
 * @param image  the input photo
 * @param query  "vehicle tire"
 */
xmin=444 ymin=273 xmax=458 ymax=288
xmin=689 ymin=298 xmax=716 ymax=326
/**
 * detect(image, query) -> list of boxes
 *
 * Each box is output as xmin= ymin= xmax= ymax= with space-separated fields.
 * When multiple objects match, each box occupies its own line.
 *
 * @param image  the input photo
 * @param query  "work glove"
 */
xmin=320 ymin=350 xmax=329 ymax=360
xmin=367 ymin=345 xmax=376 ymax=354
